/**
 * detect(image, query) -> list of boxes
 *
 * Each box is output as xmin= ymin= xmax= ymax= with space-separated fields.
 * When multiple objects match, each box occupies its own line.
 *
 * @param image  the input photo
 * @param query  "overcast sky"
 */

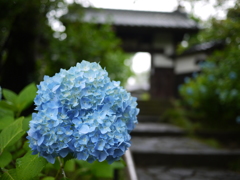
xmin=72 ymin=0 xmax=236 ymax=20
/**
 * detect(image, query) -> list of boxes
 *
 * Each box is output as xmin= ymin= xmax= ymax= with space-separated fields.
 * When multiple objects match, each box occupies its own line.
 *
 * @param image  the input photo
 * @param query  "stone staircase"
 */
xmin=129 ymin=100 xmax=240 ymax=180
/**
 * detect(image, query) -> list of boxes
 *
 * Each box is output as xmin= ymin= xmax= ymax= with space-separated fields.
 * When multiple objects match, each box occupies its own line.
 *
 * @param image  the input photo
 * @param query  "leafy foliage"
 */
xmin=0 ymin=117 xmax=25 ymax=154
xmin=16 ymin=152 xmax=47 ymax=180
xmin=1 ymin=169 xmax=18 ymax=180
xmin=0 ymin=116 xmax=14 ymax=130
xmin=0 ymin=0 xmax=132 ymax=92
xmin=17 ymin=83 xmax=37 ymax=113
xmin=179 ymin=3 xmax=240 ymax=130
xmin=161 ymin=100 xmax=200 ymax=132
xmin=0 ymin=0 xmax=131 ymax=178
xmin=0 ymin=83 xmax=37 ymax=117
xmin=41 ymin=3 xmax=132 ymax=85
xmin=0 ymin=151 xmax=12 ymax=168
xmin=75 ymin=159 xmax=125 ymax=179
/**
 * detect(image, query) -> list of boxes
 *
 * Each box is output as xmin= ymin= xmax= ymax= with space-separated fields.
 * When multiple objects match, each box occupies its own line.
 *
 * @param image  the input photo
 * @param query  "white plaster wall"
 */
xmin=153 ymin=54 xmax=173 ymax=68
xmin=175 ymin=53 xmax=205 ymax=74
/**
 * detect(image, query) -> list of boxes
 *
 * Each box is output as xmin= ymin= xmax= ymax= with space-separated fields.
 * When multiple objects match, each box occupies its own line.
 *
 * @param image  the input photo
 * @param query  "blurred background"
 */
xmin=2 ymin=0 xmax=240 ymax=179
xmin=1 ymin=0 xmax=240 ymax=129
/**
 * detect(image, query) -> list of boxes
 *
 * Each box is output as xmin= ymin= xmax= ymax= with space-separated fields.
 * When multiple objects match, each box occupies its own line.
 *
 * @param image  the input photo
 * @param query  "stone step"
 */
xmin=136 ymin=166 xmax=240 ymax=180
xmin=130 ymin=136 xmax=240 ymax=168
xmin=131 ymin=123 xmax=186 ymax=137
xmin=133 ymin=122 xmax=240 ymax=141
xmin=195 ymin=130 xmax=240 ymax=143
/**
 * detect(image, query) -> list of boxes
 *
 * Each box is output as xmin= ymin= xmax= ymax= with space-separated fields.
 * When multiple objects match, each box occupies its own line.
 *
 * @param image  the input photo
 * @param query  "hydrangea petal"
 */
xmin=77 ymin=150 xmax=89 ymax=161
xmin=59 ymin=148 xmax=70 ymax=158
xmin=37 ymin=136 xmax=44 ymax=146
xmin=78 ymin=124 xmax=90 ymax=134
xmin=96 ymin=150 xmax=108 ymax=162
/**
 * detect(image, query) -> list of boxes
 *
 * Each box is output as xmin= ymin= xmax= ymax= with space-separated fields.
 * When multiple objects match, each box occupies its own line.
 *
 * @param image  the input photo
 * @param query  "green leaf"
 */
xmin=16 ymin=83 xmax=37 ymax=112
xmin=0 ymin=117 xmax=25 ymax=153
xmin=42 ymin=177 xmax=55 ymax=180
xmin=0 ymin=116 xmax=14 ymax=130
xmin=23 ymin=140 xmax=31 ymax=151
xmin=16 ymin=151 xmax=47 ymax=180
xmin=0 ymin=151 xmax=12 ymax=167
xmin=0 ymin=101 xmax=17 ymax=115
xmin=1 ymin=169 xmax=18 ymax=180
xmin=90 ymin=161 xmax=113 ymax=178
xmin=2 ymin=89 xmax=18 ymax=105
xmin=22 ymin=115 xmax=32 ymax=131
xmin=75 ymin=160 xmax=114 ymax=177
xmin=111 ymin=159 xmax=125 ymax=169
xmin=0 ymin=106 xmax=14 ymax=118
xmin=64 ymin=159 xmax=75 ymax=172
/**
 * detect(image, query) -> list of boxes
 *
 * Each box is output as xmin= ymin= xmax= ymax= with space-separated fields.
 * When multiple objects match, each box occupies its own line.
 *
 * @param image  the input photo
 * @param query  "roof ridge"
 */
xmin=84 ymin=7 xmax=186 ymax=15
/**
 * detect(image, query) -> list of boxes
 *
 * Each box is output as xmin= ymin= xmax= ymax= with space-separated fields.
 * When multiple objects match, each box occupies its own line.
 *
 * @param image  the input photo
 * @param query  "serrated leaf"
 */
xmin=0 ymin=117 xmax=25 ymax=153
xmin=0 ymin=151 xmax=12 ymax=167
xmin=1 ymin=169 xmax=18 ymax=180
xmin=2 ymin=89 xmax=18 ymax=105
xmin=0 ymin=116 xmax=14 ymax=130
xmin=16 ymin=151 xmax=47 ymax=180
xmin=16 ymin=83 xmax=37 ymax=112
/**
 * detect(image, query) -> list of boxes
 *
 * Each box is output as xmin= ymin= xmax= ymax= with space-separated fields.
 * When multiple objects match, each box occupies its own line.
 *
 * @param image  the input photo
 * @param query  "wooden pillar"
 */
xmin=150 ymin=53 xmax=175 ymax=99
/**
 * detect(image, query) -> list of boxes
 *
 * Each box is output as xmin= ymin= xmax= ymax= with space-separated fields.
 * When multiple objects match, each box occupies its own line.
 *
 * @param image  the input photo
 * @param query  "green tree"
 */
xmin=0 ymin=0 xmax=62 ymax=92
xmin=42 ymin=4 xmax=131 ymax=85
xmin=0 ymin=1 xmax=131 ymax=93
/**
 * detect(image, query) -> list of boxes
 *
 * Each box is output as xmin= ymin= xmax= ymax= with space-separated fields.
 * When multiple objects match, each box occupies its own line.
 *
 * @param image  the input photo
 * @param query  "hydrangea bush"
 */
xmin=179 ymin=50 xmax=240 ymax=129
xmin=27 ymin=60 xmax=139 ymax=164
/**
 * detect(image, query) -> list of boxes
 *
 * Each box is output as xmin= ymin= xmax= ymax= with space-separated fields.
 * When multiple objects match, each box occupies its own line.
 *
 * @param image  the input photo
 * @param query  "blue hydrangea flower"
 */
xmin=184 ymin=77 xmax=191 ymax=83
xmin=236 ymin=116 xmax=240 ymax=124
xmin=208 ymin=75 xmax=215 ymax=81
xmin=200 ymin=85 xmax=207 ymax=93
xmin=230 ymin=89 xmax=238 ymax=97
xmin=192 ymin=72 xmax=198 ymax=79
xmin=27 ymin=60 xmax=139 ymax=164
xmin=229 ymin=71 xmax=237 ymax=79
xmin=186 ymin=87 xmax=193 ymax=95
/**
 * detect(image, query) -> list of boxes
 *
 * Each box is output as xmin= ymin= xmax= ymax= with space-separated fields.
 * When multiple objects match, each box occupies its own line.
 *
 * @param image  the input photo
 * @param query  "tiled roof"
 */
xmin=82 ymin=8 xmax=199 ymax=30
xmin=181 ymin=40 xmax=225 ymax=55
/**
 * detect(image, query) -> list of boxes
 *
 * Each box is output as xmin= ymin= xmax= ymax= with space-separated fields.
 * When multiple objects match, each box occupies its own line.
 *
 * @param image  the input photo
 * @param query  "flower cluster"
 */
xmin=27 ymin=61 xmax=139 ymax=164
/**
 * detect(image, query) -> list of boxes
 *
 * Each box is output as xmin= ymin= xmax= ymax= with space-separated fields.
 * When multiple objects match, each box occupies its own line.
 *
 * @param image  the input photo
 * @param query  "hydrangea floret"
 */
xmin=27 ymin=60 xmax=139 ymax=164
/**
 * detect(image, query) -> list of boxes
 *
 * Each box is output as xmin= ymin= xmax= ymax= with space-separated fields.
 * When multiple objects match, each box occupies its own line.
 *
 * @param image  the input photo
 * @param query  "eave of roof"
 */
xmin=82 ymin=8 xmax=199 ymax=30
xmin=180 ymin=40 xmax=225 ymax=56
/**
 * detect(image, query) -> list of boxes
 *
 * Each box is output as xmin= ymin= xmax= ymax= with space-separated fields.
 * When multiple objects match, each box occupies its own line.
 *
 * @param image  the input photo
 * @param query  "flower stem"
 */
xmin=58 ymin=156 xmax=67 ymax=178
